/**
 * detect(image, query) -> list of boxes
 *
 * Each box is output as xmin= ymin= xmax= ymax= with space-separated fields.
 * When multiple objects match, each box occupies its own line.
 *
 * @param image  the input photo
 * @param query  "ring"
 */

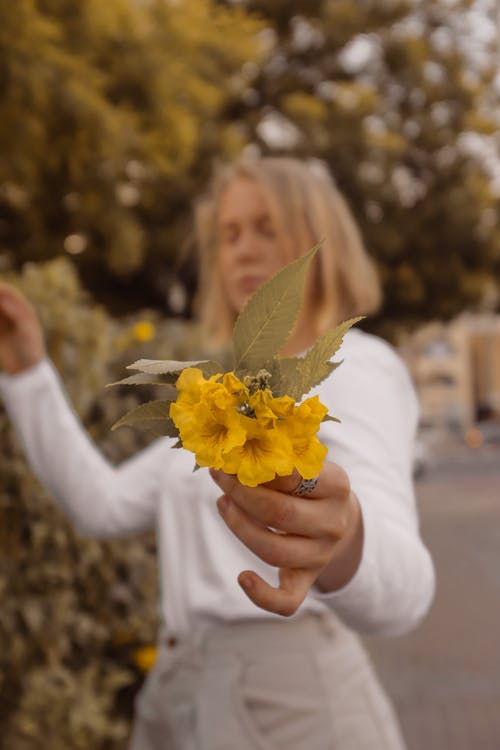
xmin=292 ymin=476 xmax=319 ymax=497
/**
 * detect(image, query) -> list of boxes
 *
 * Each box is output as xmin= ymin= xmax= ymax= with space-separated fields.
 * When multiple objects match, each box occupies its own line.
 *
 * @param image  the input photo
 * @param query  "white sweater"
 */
xmin=0 ymin=329 xmax=435 ymax=638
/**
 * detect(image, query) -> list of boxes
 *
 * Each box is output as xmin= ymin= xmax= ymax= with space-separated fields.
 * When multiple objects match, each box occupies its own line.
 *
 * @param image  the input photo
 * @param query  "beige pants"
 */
xmin=129 ymin=612 xmax=406 ymax=750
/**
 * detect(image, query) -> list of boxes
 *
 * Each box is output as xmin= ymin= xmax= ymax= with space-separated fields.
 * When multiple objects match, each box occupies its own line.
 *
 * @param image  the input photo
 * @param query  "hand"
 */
xmin=210 ymin=462 xmax=363 ymax=617
xmin=0 ymin=284 xmax=46 ymax=374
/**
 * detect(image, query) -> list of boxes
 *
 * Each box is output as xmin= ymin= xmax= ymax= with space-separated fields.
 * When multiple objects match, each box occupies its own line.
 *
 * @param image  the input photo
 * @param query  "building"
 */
xmin=400 ymin=313 xmax=500 ymax=433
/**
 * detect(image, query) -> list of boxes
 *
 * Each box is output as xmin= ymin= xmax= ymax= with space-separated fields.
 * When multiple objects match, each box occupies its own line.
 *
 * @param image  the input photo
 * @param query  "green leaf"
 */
xmin=275 ymin=316 xmax=364 ymax=400
xmin=276 ymin=356 xmax=343 ymax=401
xmin=232 ymin=243 xmax=321 ymax=375
xmin=140 ymin=421 xmax=181 ymax=439
xmin=312 ymin=316 xmax=365 ymax=365
xmin=126 ymin=359 xmax=221 ymax=377
xmin=322 ymin=414 xmax=341 ymax=423
xmin=111 ymin=399 xmax=178 ymax=436
xmin=107 ymin=373 xmax=178 ymax=396
xmin=272 ymin=357 xmax=300 ymax=398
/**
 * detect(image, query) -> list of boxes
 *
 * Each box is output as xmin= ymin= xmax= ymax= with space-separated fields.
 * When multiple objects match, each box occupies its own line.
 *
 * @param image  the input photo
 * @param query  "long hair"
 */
xmin=194 ymin=156 xmax=382 ymax=348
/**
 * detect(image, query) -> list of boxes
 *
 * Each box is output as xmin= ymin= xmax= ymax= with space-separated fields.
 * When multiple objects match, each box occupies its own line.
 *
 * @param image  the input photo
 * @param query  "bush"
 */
xmin=0 ymin=258 xmax=194 ymax=749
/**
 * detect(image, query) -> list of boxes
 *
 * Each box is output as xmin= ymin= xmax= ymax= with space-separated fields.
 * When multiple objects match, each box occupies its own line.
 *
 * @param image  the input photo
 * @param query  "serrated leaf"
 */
xmin=272 ymin=357 xmax=336 ymax=400
xmin=312 ymin=316 xmax=365 ymax=365
xmin=280 ymin=357 xmax=341 ymax=402
xmin=275 ymin=316 xmax=364 ymax=400
xmin=111 ymin=400 xmax=177 ymax=435
xmin=232 ymin=244 xmax=321 ymax=374
xmin=126 ymin=359 xmax=221 ymax=377
xmin=272 ymin=357 xmax=300 ymax=398
xmin=106 ymin=373 xmax=178 ymax=393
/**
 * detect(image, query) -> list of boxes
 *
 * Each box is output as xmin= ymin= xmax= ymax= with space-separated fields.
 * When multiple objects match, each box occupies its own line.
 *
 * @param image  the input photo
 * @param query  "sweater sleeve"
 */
xmin=0 ymin=359 xmax=169 ymax=538
xmin=310 ymin=333 xmax=435 ymax=636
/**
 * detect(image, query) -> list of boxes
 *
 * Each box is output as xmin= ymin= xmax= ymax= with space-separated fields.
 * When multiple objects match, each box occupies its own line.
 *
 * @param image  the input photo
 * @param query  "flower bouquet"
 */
xmin=111 ymin=245 xmax=362 ymax=486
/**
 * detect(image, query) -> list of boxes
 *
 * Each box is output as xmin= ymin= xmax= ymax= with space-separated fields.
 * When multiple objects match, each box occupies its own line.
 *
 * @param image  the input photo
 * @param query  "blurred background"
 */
xmin=0 ymin=1 xmax=499 ymax=748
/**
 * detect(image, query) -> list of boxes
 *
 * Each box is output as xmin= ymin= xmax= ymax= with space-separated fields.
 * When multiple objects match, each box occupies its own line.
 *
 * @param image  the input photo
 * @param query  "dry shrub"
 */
xmin=0 ymin=258 xmax=194 ymax=749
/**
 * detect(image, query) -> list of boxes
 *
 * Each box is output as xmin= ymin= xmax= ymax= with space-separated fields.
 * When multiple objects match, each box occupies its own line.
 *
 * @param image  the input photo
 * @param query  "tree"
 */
xmin=2 ymin=1 xmax=499 ymax=332
xmin=0 ymin=0 xmax=262 ymax=312
xmin=222 ymin=0 xmax=500 ymax=336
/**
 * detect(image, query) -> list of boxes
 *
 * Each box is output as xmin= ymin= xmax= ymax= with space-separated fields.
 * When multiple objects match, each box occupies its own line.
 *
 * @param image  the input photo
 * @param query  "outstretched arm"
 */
xmin=0 ymin=284 xmax=163 ymax=538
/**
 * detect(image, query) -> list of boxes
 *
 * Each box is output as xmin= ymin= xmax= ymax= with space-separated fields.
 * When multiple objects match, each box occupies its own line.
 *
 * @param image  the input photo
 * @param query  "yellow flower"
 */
xmin=248 ymin=389 xmax=278 ymax=428
xmin=171 ymin=368 xmax=247 ymax=469
xmin=174 ymin=367 xmax=211 ymax=406
xmin=286 ymin=431 xmax=327 ymax=479
xmin=170 ymin=367 xmax=329 ymax=486
xmin=269 ymin=394 xmax=296 ymax=419
xmin=294 ymin=395 xmax=328 ymax=426
xmin=179 ymin=399 xmax=247 ymax=469
xmin=222 ymin=416 xmax=294 ymax=486
xmin=132 ymin=321 xmax=156 ymax=343
xmin=222 ymin=371 xmax=249 ymax=400
xmin=277 ymin=396 xmax=328 ymax=479
xmin=248 ymin=390 xmax=296 ymax=428
xmin=170 ymin=367 xmax=222 ymax=432
xmin=132 ymin=645 xmax=157 ymax=672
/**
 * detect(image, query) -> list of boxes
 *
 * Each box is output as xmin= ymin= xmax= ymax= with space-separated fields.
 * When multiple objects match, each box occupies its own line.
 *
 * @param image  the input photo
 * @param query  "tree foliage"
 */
xmin=224 ymin=0 xmax=500 ymax=336
xmin=0 ymin=0 xmax=262 ymax=311
xmin=0 ymin=0 xmax=498 ymax=328
xmin=0 ymin=258 xmax=197 ymax=749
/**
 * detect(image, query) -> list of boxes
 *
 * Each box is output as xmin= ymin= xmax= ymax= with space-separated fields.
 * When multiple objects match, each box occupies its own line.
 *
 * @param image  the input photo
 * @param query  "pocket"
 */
xmin=235 ymin=654 xmax=333 ymax=750
xmin=133 ymin=652 xmax=197 ymax=750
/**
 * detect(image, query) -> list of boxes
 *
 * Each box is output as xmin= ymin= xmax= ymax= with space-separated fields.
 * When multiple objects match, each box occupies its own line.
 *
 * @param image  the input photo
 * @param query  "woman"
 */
xmin=0 ymin=157 xmax=434 ymax=749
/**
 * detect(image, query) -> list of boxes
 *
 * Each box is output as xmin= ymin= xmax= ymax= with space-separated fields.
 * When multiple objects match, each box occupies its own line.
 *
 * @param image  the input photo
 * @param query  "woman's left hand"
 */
xmin=210 ymin=462 xmax=363 ymax=616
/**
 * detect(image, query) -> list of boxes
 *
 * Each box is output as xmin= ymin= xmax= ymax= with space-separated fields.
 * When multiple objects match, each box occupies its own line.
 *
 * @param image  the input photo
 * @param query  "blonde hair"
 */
xmin=194 ymin=156 xmax=381 ymax=347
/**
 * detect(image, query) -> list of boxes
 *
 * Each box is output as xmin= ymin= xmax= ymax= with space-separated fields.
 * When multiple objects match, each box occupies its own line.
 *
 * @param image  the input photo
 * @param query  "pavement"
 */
xmin=364 ymin=450 xmax=500 ymax=750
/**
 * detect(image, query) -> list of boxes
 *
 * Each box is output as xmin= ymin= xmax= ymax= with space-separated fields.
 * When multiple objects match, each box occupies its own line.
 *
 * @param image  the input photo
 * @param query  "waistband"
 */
xmin=159 ymin=610 xmax=353 ymax=660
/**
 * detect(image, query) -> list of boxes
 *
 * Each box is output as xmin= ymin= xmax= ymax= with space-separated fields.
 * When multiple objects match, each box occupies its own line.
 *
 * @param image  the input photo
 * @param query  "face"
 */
xmin=216 ymin=177 xmax=286 ymax=314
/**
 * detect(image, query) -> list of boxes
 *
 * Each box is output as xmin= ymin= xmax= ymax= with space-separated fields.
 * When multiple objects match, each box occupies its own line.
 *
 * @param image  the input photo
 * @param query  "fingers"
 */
xmin=238 ymin=567 xmax=318 ymax=617
xmin=263 ymin=462 xmax=351 ymax=500
xmin=0 ymin=284 xmax=34 ymax=325
xmin=210 ymin=462 xmax=351 ymax=538
xmin=213 ymin=462 xmax=350 ymax=503
xmin=210 ymin=464 xmax=359 ymax=617
xmin=216 ymin=494 xmax=331 ymax=569
xmin=0 ymin=284 xmax=45 ymax=374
